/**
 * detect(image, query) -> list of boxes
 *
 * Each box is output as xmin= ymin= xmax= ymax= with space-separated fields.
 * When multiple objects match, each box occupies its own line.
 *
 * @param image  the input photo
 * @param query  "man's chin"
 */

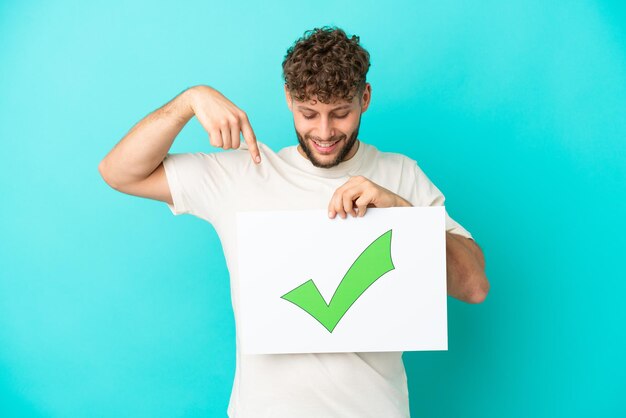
xmin=310 ymin=157 xmax=340 ymax=169
xmin=296 ymin=128 xmax=359 ymax=169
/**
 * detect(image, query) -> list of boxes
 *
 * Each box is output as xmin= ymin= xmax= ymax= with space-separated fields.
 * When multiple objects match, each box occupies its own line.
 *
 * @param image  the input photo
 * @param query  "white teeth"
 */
xmin=313 ymin=140 xmax=338 ymax=148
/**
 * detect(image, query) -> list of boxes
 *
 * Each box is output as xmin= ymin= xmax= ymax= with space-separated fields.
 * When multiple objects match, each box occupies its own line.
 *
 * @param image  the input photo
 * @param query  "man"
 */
xmin=99 ymin=27 xmax=489 ymax=418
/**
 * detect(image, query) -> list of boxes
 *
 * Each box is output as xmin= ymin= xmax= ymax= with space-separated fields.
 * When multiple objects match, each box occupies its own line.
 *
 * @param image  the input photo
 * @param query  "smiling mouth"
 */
xmin=310 ymin=138 xmax=341 ymax=154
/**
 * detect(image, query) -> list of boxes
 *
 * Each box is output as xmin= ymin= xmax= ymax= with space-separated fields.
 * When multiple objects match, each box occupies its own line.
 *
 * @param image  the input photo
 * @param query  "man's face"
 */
xmin=285 ymin=84 xmax=371 ymax=168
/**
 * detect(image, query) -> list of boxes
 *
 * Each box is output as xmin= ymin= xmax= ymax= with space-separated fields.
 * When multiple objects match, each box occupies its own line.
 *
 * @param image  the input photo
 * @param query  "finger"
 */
xmin=342 ymin=187 xmax=359 ymax=217
xmin=241 ymin=115 xmax=261 ymax=164
xmin=329 ymin=183 xmax=351 ymax=217
xmin=328 ymin=191 xmax=338 ymax=219
xmin=231 ymin=126 xmax=241 ymax=150
xmin=328 ymin=202 xmax=337 ymax=219
xmin=330 ymin=190 xmax=346 ymax=219
xmin=329 ymin=180 xmax=353 ymax=219
xmin=208 ymin=129 xmax=223 ymax=148
xmin=221 ymin=127 xmax=232 ymax=150
xmin=355 ymin=195 xmax=371 ymax=217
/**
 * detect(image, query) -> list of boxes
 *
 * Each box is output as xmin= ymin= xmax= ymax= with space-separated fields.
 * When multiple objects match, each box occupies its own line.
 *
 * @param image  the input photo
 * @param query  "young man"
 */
xmin=99 ymin=27 xmax=489 ymax=418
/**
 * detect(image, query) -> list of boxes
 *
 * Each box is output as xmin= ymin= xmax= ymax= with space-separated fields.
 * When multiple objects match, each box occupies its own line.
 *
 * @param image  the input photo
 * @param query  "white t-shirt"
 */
xmin=162 ymin=140 xmax=472 ymax=418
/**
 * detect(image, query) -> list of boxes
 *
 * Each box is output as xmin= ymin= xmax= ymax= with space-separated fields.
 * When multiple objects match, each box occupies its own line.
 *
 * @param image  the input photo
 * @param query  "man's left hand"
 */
xmin=328 ymin=176 xmax=412 ymax=219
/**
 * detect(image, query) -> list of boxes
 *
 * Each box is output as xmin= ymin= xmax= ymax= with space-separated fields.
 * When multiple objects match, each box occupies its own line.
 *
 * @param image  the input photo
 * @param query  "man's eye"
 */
xmin=334 ymin=113 xmax=349 ymax=119
xmin=303 ymin=114 xmax=316 ymax=119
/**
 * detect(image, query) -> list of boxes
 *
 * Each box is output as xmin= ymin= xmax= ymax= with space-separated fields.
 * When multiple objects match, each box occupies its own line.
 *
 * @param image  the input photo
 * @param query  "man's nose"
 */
xmin=319 ymin=116 xmax=334 ymax=140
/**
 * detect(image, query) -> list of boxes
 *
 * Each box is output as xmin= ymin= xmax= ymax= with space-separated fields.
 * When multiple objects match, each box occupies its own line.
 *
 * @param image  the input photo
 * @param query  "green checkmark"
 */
xmin=280 ymin=229 xmax=395 ymax=333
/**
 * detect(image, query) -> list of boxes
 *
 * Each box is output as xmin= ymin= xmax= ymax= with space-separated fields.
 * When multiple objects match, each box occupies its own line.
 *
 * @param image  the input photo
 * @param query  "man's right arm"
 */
xmin=98 ymin=85 xmax=260 ymax=204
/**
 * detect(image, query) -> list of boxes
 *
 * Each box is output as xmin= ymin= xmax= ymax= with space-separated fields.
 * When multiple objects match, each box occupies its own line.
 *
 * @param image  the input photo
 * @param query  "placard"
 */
xmin=236 ymin=206 xmax=447 ymax=354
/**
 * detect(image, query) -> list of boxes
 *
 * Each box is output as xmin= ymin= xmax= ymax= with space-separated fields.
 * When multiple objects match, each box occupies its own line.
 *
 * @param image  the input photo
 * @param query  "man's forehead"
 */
xmin=294 ymin=100 xmax=355 ymax=111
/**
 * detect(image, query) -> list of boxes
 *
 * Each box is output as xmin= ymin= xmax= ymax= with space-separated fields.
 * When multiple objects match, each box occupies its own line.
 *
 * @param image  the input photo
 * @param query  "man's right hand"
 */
xmin=99 ymin=84 xmax=261 ymax=207
xmin=188 ymin=85 xmax=261 ymax=164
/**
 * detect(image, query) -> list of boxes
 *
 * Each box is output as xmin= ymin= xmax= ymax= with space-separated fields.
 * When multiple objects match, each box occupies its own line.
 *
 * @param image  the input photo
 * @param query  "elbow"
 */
xmin=98 ymin=159 xmax=110 ymax=184
xmin=466 ymin=275 xmax=490 ymax=304
xmin=98 ymin=159 xmax=120 ymax=190
xmin=466 ymin=243 xmax=489 ymax=303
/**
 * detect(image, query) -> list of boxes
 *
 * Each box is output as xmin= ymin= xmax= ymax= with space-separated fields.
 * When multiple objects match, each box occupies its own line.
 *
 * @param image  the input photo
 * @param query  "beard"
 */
xmin=295 ymin=117 xmax=361 ymax=169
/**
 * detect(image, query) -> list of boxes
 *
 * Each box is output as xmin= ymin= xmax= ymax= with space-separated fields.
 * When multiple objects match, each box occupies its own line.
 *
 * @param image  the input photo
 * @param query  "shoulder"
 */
xmin=362 ymin=142 xmax=420 ymax=174
xmin=163 ymin=150 xmax=245 ymax=173
xmin=165 ymin=141 xmax=277 ymax=171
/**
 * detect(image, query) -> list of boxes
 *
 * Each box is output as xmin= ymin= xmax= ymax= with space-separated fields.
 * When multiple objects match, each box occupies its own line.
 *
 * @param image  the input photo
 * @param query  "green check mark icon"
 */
xmin=280 ymin=229 xmax=395 ymax=333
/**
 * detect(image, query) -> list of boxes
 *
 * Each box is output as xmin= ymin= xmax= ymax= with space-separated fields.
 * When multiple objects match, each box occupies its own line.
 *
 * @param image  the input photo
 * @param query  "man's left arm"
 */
xmin=328 ymin=175 xmax=490 ymax=304
xmin=445 ymin=231 xmax=489 ymax=303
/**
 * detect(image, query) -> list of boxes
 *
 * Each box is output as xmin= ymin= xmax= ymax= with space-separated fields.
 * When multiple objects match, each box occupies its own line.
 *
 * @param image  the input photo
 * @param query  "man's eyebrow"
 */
xmin=296 ymin=104 xmax=352 ymax=111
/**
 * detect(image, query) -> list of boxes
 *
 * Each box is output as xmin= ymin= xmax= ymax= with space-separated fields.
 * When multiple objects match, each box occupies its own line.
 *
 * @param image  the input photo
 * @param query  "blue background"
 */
xmin=1 ymin=0 xmax=625 ymax=416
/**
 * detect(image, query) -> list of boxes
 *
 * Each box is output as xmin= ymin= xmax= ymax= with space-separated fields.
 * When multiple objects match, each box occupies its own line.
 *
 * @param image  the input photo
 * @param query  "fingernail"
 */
xmin=255 ymin=156 xmax=261 ymax=163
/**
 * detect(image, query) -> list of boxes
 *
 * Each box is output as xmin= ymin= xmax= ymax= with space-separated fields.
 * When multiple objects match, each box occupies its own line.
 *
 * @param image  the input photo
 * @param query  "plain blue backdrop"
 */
xmin=1 ymin=0 xmax=625 ymax=417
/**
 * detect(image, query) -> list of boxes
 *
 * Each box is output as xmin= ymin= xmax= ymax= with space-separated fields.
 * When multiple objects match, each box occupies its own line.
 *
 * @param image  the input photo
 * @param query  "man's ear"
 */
xmin=360 ymin=83 xmax=372 ymax=113
xmin=284 ymin=84 xmax=293 ymax=111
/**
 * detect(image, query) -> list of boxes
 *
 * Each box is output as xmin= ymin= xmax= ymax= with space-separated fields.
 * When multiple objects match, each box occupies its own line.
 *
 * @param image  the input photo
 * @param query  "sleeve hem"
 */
xmin=444 ymin=209 xmax=473 ymax=240
xmin=162 ymin=154 xmax=188 ymax=216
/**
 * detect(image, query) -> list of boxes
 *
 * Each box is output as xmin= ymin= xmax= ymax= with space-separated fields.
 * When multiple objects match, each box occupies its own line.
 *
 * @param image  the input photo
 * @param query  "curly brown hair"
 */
xmin=282 ymin=26 xmax=371 ymax=104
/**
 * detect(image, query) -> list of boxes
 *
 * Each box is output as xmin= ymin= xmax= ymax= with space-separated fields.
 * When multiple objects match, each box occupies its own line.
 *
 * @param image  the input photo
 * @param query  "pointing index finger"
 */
xmin=241 ymin=117 xmax=261 ymax=164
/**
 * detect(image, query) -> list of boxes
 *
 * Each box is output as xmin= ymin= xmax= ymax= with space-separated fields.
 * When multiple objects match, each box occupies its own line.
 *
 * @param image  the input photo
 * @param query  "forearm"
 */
xmin=446 ymin=231 xmax=489 ymax=303
xmin=99 ymin=88 xmax=195 ymax=188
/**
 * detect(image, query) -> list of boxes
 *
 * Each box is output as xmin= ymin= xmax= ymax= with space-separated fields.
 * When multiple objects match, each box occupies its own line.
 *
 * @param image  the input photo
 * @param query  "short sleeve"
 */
xmin=408 ymin=161 xmax=474 ymax=240
xmin=162 ymin=152 xmax=231 ymax=223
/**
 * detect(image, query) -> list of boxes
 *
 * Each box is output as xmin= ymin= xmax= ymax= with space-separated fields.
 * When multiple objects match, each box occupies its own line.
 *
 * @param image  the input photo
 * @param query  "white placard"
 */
xmin=236 ymin=206 xmax=447 ymax=354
